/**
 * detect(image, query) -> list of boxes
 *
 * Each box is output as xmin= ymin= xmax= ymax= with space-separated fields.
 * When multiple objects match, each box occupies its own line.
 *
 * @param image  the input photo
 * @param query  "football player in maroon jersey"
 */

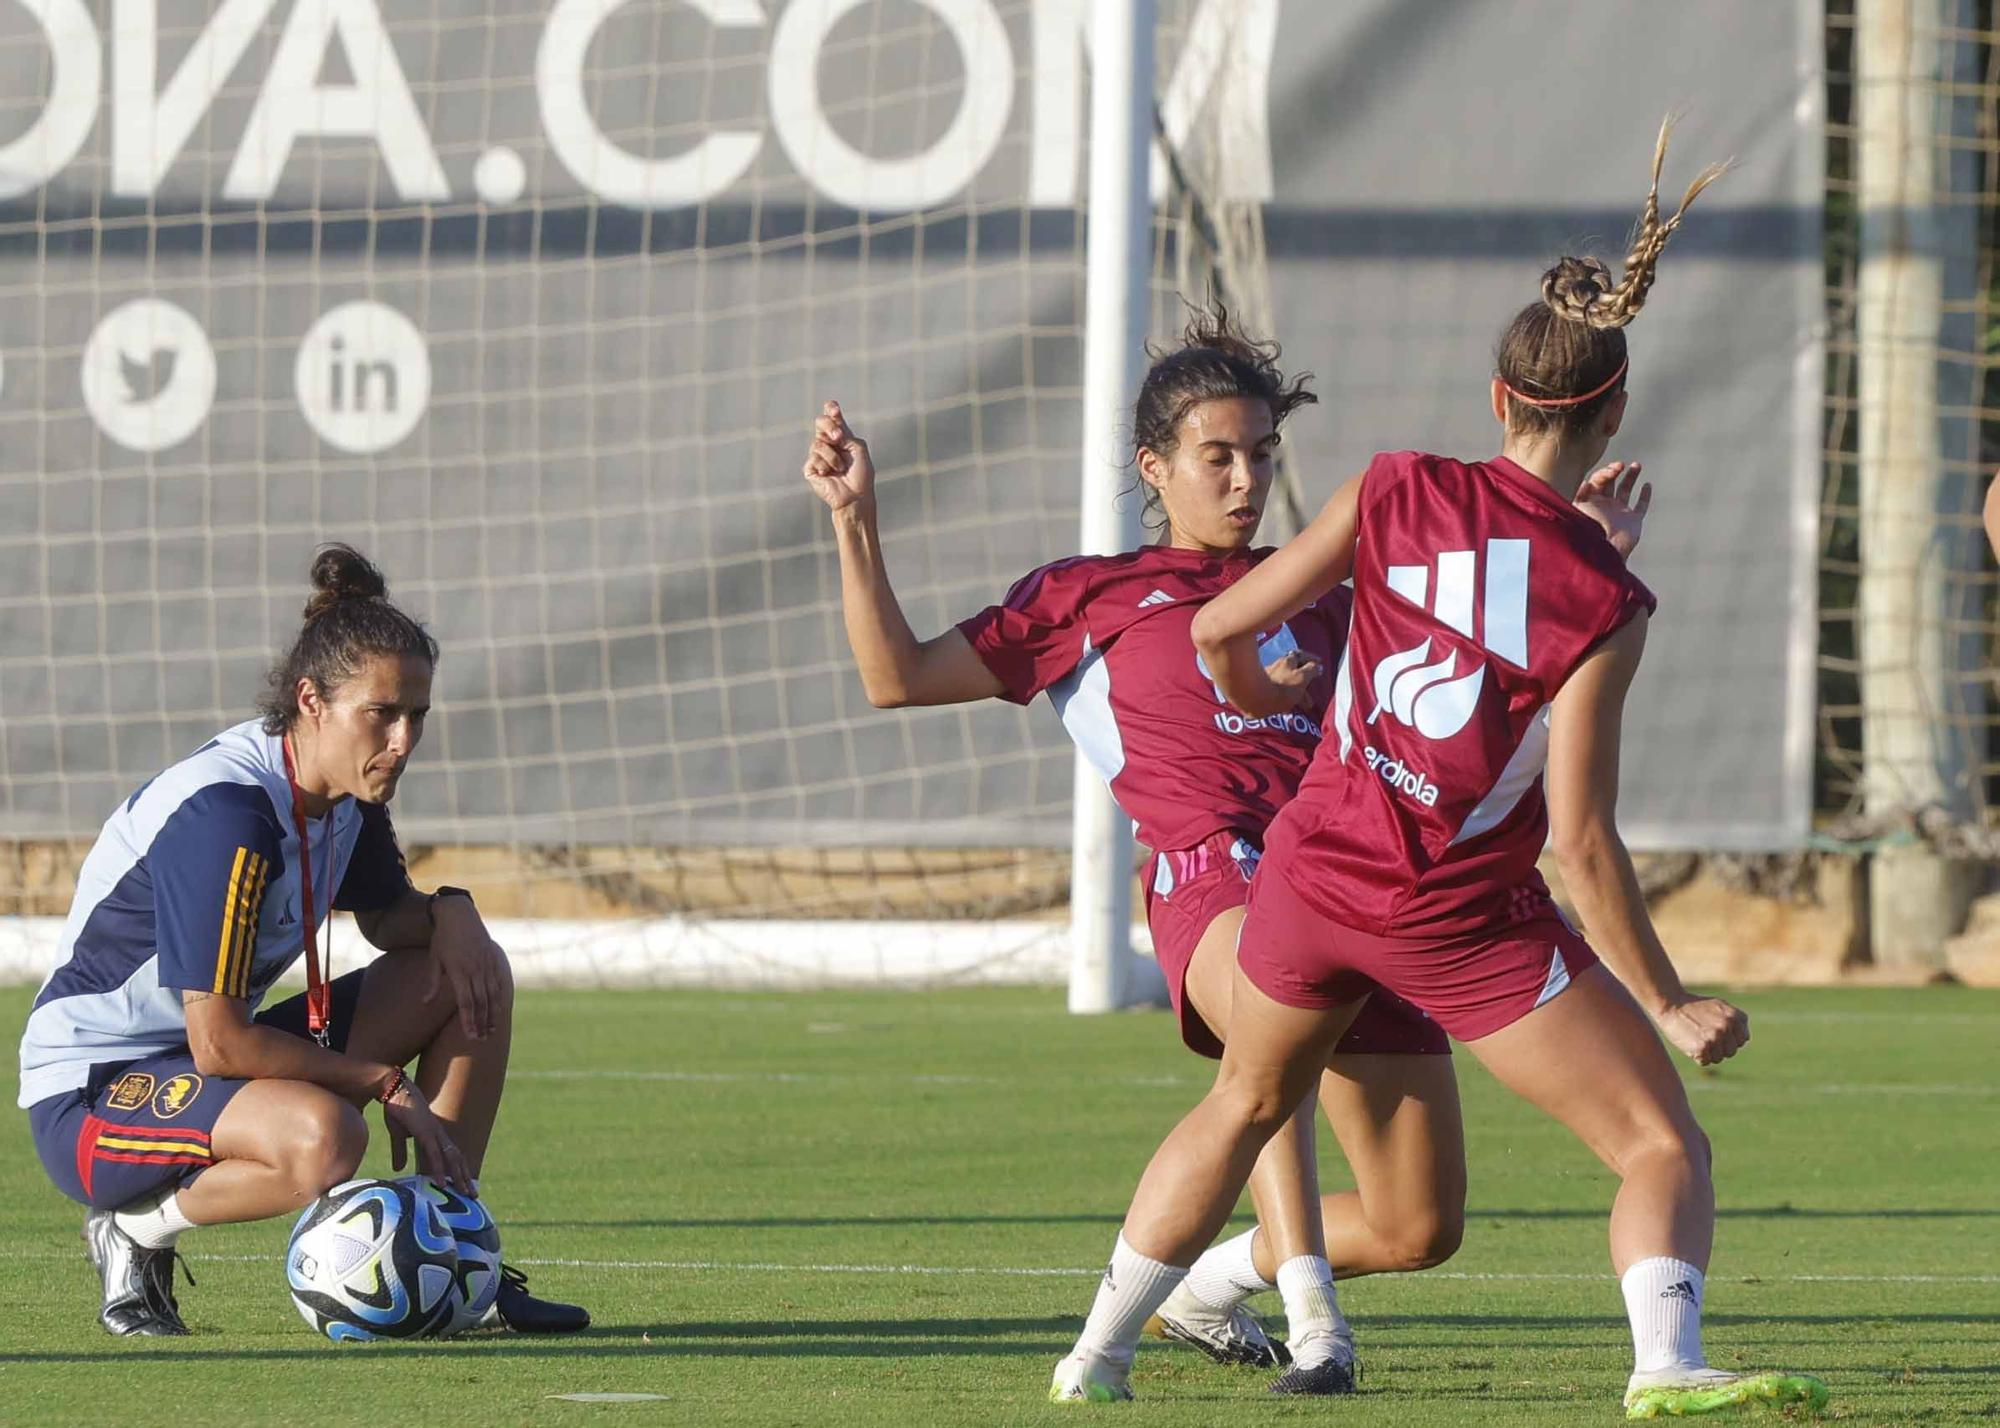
xmin=1046 ymin=121 xmax=1825 ymax=1420
xmin=806 ymin=309 xmax=1647 ymax=1394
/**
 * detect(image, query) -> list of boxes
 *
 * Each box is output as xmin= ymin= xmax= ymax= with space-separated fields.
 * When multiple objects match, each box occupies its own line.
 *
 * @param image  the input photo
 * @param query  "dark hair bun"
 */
xmin=303 ymin=543 xmax=388 ymax=623
xmin=259 ymin=544 xmax=436 ymax=734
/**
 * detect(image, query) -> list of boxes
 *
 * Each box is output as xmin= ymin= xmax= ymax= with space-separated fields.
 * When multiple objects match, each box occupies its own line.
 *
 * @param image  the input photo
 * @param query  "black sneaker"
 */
xmin=83 ymin=1210 xmax=191 ymax=1337
xmin=483 ymin=1263 xmax=590 ymax=1334
xmin=1269 ymin=1336 xmax=1360 ymax=1396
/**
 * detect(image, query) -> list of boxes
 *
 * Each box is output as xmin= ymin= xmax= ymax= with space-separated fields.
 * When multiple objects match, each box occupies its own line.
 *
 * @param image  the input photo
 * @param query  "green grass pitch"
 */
xmin=0 ymin=983 xmax=1995 ymax=1425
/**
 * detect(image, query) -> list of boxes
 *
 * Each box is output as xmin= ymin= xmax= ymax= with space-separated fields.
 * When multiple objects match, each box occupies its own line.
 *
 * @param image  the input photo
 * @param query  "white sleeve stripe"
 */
xmin=1448 ymin=705 xmax=1552 ymax=847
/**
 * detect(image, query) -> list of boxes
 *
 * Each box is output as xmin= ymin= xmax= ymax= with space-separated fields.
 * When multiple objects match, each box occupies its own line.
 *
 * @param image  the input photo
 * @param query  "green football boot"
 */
xmin=1624 ymin=1367 xmax=1829 ymax=1419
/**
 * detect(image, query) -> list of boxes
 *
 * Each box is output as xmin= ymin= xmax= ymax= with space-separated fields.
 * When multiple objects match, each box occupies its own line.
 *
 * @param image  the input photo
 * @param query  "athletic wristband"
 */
xmin=376 ymin=1067 xmax=407 ymax=1104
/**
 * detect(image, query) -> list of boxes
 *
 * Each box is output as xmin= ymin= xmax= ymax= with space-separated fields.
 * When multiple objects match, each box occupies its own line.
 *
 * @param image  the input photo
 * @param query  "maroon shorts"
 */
xmin=1146 ymin=831 xmax=1450 ymax=1059
xmin=1236 ymin=860 xmax=1601 ymax=1043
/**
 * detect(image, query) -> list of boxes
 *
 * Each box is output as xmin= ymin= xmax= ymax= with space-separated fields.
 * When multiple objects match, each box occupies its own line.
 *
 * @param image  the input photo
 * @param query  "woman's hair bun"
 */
xmin=258 ymin=543 xmax=436 ymax=733
xmin=303 ymin=543 xmax=388 ymax=623
xmin=1539 ymin=256 xmax=1617 ymax=327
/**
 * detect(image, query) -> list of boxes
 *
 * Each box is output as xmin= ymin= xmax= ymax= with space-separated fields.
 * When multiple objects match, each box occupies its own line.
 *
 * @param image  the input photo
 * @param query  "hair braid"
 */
xmin=1493 ymin=114 xmax=1731 ymax=437
xmin=1575 ymin=114 xmax=1733 ymax=331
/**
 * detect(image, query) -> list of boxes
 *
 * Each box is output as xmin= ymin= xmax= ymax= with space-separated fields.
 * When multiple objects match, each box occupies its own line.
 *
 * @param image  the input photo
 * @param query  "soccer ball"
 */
xmin=400 ymin=1176 xmax=503 ymax=1335
xmin=287 ymin=1178 xmax=460 ymax=1341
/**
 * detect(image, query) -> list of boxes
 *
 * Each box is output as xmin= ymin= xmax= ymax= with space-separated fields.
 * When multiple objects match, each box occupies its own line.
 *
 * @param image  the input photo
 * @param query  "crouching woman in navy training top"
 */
xmin=18 ymin=546 xmax=589 ymax=1338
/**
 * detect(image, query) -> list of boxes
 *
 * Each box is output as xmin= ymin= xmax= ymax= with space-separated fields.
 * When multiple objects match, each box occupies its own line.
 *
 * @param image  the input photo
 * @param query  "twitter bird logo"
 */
xmin=82 ymin=300 xmax=216 ymax=452
xmin=119 ymin=347 xmax=177 ymax=405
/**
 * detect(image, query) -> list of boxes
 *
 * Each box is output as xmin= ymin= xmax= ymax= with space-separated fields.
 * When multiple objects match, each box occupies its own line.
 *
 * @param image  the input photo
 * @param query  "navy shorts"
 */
xmin=28 ymin=970 xmax=364 ymax=1211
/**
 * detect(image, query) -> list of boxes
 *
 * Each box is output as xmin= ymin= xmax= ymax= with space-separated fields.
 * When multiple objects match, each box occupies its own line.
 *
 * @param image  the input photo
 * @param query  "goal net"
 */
xmin=0 ymin=0 xmax=1278 ymax=987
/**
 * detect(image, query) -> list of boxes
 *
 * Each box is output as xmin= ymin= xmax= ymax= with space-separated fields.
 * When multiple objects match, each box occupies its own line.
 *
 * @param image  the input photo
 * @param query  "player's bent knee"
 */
xmin=1351 ymin=1190 xmax=1463 ymax=1271
xmin=1669 ymin=1111 xmax=1712 ymax=1175
xmin=1206 ymin=1075 xmax=1296 ymax=1136
xmin=1617 ymin=1121 xmax=1709 ymax=1186
xmin=426 ymin=945 xmax=515 ymax=1021
xmin=283 ymin=1096 xmax=368 ymax=1197
xmin=1387 ymin=1212 xmax=1464 ymax=1272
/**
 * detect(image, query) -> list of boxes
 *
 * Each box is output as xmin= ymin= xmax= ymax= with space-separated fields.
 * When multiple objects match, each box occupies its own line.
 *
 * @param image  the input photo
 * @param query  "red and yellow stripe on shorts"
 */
xmin=76 ymin=1114 xmax=214 ymax=1200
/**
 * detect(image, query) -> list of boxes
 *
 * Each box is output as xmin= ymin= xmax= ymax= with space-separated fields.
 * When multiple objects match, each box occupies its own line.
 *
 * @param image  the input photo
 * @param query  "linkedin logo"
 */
xmin=295 ymin=302 xmax=431 ymax=455
xmin=75 ymin=298 xmax=430 ymax=455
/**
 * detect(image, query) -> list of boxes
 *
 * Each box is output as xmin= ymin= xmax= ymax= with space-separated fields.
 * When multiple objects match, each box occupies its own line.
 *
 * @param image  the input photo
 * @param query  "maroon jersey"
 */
xmin=1266 ymin=451 xmax=1656 ymax=938
xmin=957 ymin=546 xmax=1350 ymax=854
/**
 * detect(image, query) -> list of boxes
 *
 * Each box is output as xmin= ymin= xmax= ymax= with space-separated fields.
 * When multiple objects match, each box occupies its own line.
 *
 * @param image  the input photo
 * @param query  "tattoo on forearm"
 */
xmin=183 ymin=991 xmax=213 ymax=1004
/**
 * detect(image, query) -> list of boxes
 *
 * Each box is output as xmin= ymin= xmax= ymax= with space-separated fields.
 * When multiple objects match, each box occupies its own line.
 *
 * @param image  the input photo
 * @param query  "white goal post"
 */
xmin=1065 ymin=0 xmax=1154 ymax=1015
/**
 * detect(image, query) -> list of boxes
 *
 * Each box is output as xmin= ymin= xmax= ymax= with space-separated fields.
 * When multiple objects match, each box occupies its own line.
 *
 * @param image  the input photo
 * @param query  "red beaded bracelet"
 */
xmin=376 ymin=1067 xmax=407 ymax=1104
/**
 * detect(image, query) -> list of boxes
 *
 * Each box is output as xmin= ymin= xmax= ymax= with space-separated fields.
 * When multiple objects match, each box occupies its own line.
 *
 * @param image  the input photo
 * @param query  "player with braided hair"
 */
xmin=809 ymin=306 xmax=1650 ymax=1393
xmin=1525 ymin=118 xmax=1731 ymax=339
xmin=1047 ymin=122 xmax=1826 ymax=1419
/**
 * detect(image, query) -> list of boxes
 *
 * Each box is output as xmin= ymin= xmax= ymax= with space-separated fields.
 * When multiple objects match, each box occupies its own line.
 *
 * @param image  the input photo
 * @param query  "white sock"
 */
xmin=1620 ymin=1257 xmax=1707 ymax=1374
xmin=1071 ymin=1234 xmax=1188 ymax=1361
xmin=1184 ymin=1226 xmax=1274 ymax=1311
xmin=1275 ymin=1254 xmax=1350 ymax=1351
xmin=112 ymin=1186 xmax=198 ymax=1250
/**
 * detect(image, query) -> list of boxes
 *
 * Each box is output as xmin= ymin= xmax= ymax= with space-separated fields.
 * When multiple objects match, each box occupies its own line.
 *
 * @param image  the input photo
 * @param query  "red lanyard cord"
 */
xmin=280 ymin=735 xmax=331 ymax=1046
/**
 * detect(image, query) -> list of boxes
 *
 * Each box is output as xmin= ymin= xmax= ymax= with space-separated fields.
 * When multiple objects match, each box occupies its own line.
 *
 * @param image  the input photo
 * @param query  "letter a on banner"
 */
xmin=224 ymin=0 xmax=448 ymax=202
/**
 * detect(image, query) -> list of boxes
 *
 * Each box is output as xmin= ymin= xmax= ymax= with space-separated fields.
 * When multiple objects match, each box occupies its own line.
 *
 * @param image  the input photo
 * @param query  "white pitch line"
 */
xmin=504 ymin=1262 xmax=2000 ymax=1284
xmin=1751 ymin=1012 xmax=1997 ymax=1026
xmin=518 ymin=1258 xmax=1097 ymax=1277
xmin=514 ymin=1069 xmax=1015 ymax=1087
xmin=1743 ymin=1083 xmax=1999 ymax=1096
xmin=1779 ymin=1273 xmax=2000 ymax=1283
xmin=503 ymin=1261 xmax=2000 ymax=1285
xmin=5 ymin=1248 xmax=1992 ymax=1284
xmin=511 ymin=1068 xmax=2000 ymax=1097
